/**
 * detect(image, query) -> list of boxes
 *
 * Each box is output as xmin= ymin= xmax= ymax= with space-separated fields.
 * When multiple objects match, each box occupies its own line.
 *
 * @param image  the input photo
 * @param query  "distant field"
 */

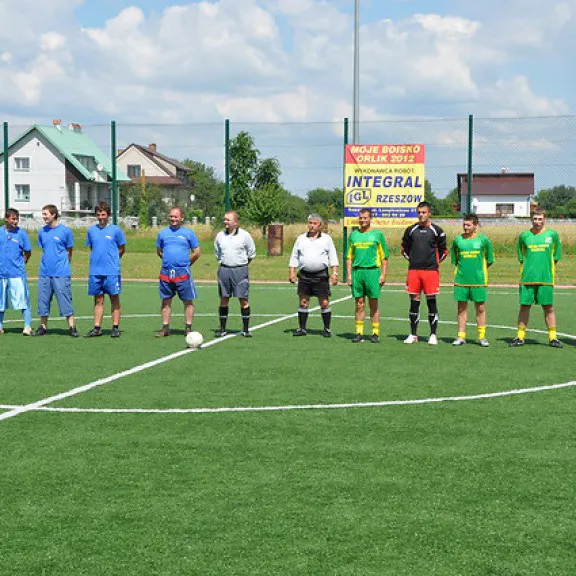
xmin=20 ymin=223 xmax=576 ymax=285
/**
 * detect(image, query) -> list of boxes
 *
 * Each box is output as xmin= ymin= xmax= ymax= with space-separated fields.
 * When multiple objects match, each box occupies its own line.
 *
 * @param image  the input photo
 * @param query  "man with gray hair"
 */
xmin=289 ymin=214 xmax=339 ymax=337
xmin=214 ymin=210 xmax=256 ymax=337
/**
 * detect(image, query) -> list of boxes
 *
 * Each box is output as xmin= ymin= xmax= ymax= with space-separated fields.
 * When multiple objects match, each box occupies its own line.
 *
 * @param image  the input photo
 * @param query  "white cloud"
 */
xmin=40 ymin=32 xmax=67 ymax=51
xmin=483 ymin=76 xmax=570 ymax=116
xmin=0 ymin=0 xmax=572 ymax=127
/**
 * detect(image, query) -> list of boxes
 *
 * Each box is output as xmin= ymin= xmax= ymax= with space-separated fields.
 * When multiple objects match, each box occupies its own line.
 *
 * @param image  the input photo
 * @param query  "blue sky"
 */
xmin=1 ymin=0 xmax=574 ymax=195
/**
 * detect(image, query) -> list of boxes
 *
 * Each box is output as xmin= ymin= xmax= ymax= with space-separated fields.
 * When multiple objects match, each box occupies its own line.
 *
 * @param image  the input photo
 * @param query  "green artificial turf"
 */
xmin=0 ymin=283 xmax=574 ymax=575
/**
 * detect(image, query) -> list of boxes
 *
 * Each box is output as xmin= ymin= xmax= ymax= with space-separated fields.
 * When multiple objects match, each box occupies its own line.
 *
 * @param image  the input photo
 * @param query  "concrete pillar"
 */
xmin=74 ymin=182 xmax=81 ymax=211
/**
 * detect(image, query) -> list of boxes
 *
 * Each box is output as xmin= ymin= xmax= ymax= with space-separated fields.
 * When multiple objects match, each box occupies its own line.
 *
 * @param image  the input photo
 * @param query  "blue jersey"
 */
xmin=85 ymin=224 xmax=126 ymax=276
xmin=156 ymin=226 xmax=199 ymax=270
xmin=38 ymin=224 xmax=74 ymax=277
xmin=0 ymin=226 xmax=32 ymax=278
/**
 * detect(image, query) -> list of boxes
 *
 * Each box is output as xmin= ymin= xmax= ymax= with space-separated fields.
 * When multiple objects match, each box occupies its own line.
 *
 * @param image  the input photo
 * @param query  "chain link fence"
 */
xmin=2 ymin=116 xmax=575 ymax=228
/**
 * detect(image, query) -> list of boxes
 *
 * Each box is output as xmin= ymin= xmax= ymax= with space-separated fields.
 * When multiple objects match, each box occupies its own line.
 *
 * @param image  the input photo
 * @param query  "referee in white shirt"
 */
xmin=289 ymin=213 xmax=339 ymax=337
xmin=214 ymin=211 xmax=256 ymax=337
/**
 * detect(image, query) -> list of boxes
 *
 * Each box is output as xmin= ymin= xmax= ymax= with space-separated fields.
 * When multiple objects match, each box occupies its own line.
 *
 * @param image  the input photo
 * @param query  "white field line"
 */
xmin=0 ymin=295 xmax=352 ymax=423
xmin=0 ymin=382 xmax=574 ymax=415
xmin=3 ymin=312 xmax=574 ymax=340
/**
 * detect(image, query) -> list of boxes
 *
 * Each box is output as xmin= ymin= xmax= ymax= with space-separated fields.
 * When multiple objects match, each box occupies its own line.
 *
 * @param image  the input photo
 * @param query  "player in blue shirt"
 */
xmin=84 ymin=201 xmax=127 ymax=339
xmin=35 ymin=204 xmax=79 ymax=337
xmin=0 ymin=208 xmax=33 ymax=335
xmin=155 ymin=207 xmax=201 ymax=337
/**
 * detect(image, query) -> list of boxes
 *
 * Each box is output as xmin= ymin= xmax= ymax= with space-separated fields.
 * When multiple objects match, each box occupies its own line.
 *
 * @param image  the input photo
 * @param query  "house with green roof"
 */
xmin=0 ymin=121 xmax=129 ymax=218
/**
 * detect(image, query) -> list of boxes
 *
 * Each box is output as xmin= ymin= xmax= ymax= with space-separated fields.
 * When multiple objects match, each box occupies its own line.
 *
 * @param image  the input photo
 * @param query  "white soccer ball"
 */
xmin=185 ymin=331 xmax=203 ymax=349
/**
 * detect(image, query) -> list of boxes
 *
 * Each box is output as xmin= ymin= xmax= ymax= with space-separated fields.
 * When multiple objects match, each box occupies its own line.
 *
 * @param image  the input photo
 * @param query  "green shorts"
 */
xmin=351 ymin=268 xmax=381 ymax=299
xmin=454 ymin=285 xmax=487 ymax=303
xmin=519 ymin=284 xmax=554 ymax=306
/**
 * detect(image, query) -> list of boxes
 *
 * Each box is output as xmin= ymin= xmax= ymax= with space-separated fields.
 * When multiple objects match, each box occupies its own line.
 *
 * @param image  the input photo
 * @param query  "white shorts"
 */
xmin=0 ymin=277 xmax=30 ymax=311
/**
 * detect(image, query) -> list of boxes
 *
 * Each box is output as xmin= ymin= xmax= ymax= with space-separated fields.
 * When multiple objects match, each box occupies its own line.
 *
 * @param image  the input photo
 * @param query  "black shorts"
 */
xmin=297 ymin=269 xmax=330 ymax=298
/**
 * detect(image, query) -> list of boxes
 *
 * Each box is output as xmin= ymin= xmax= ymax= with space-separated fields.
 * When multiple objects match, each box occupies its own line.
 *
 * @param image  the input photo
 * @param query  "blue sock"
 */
xmin=22 ymin=308 xmax=32 ymax=327
xmin=0 ymin=310 xmax=4 ymax=330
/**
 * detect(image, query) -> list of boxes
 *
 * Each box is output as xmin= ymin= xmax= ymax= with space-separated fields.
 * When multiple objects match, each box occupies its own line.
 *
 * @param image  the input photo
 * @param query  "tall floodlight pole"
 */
xmin=353 ymin=0 xmax=360 ymax=144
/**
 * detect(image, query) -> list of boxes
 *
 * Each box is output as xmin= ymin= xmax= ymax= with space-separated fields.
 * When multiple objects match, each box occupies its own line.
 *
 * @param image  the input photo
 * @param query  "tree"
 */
xmin=182 ymin=159 xmax=225 ymax=221
xmin=423 ymin=180 xmax=449 ymax=216
xmin=138 ymin=188 xmax=149 ymax=229
xmin=229 ymin=131 xmax=259 ymax=210
xmin=536 ymin=185 xmax=576 ymax=215
xmin=444 ymin=187 xmax=460 ymax=214
xmin=244 ymin=185 xmax=288 ymax=236
xmin=119 ymin=183 xmax=170 ymax=224
xmin=307 ymin=187 xmax=343 ymax=220
xmin=254 ymin=157 xmax=281 ymax=190
xmin=283 ymin=193 xmax=309 ymax=223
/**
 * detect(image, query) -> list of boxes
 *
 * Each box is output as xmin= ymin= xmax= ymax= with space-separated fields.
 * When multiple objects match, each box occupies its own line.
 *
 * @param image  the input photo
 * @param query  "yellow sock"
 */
xmin=355 ymin=320 xmax=363 ymax=335
xmin=548 ymin=326 xmax=557 ymax=341
xmin=477 ymin=326 xmax=486 ymax=340
xmin=517 ymin=324 xmax=527 ymax=340
xmin=372 ymin=322 xmax=380 ymax=336
xmin=458 ymin=331 xmax=466 ymax=339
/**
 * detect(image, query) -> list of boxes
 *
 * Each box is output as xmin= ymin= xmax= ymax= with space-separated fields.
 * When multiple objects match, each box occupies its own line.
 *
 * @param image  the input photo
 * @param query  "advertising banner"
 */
xmin=344 ymin=144 xmax=426 ymax=227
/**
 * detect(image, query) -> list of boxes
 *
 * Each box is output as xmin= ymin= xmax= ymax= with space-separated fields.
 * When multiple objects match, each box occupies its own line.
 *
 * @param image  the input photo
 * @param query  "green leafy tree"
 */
xmin=182 ymin=159 xmax=225 ymax=219
xmin=307 ymin=187 xmax=343 ymax=221
xmin=229 ymin=131 xmax=259 ymax=210
xmin=423 ymin=180 xmax=449 ymax=216
xmin=536 ymin=185 xmax=576 ymax=215
xmin=146 ymin=186 xmax=170 ymax=224
xmin=284 ymin=193 xmax=309 ymax=223
xmin=444 ymin=187 xmax=461 ymax=214
xmin=138 ymin=189 xmax=149 ymax=228
xmin=254 ymin=157 xmax=281 ymax=190
xmin=244 ymin=185 xmax=288 ymax=236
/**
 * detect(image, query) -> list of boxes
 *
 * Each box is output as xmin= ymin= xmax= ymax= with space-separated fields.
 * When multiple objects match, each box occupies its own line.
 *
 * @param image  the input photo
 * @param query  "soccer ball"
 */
xmin=185 ymin=331 xmax=203 ymax=349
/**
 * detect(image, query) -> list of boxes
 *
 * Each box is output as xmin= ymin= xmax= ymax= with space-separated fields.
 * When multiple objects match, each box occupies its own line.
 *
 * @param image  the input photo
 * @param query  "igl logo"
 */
xmin=346 ymin=189 xmax=371 ymax=205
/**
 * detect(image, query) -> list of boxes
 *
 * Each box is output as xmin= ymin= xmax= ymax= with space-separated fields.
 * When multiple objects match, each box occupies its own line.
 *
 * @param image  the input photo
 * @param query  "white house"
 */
xmin=0 ymin=122 xmax=129 ymax=219
xmin=458 ymin=173 xmax=535 ymax=217
xmin=116 ymin=143 xmax=192 ymax=204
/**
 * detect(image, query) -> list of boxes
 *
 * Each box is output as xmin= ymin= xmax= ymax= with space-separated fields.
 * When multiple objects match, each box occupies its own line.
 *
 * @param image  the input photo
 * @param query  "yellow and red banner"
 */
xmin=344 ymin=144 xmax=426 ymax=227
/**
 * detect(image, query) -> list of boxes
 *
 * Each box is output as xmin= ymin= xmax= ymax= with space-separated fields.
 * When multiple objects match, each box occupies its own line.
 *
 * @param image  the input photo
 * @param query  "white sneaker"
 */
xmin=22 ymin=326 xmax=33 ymax=336
xmin=404 ymin=334 xmax=418 ymax=344
xmin=452 ymin=337 xmax=466 ymax=346
xmin=428 ymin=334 xmax=438 ymax=346
xmin=479 ymin=338 xmax=490 ymax=347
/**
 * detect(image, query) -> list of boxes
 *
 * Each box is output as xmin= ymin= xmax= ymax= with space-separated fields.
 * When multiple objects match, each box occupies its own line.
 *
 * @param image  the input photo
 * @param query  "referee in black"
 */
xmin=289 ymin=213 xmax=339 ymax=337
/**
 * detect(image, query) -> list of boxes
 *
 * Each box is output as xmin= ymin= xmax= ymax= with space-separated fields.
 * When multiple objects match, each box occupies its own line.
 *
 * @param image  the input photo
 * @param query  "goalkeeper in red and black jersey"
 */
xmin=401 ymin=201 xmax=448 ymax=345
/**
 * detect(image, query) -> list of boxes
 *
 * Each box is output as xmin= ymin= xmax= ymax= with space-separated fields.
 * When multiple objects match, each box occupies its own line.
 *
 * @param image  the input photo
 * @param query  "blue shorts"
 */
xmin=88 ymin=275 xmax=122 ymax=296
xmin=38 ymin=276 xmax=74 ymax=317
xmin=159 ymin=269 xmax=197 ymax=301
xmin=0 ymin=277 xmax=31 ymax=311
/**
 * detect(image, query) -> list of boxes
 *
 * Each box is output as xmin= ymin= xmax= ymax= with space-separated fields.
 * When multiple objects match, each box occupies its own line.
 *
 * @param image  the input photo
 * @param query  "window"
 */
xmin=496 ymin=203 xmax=515 ymax=215
xmin=15 ymin=184 xmax=30 ymax=202
xmin=127 ymin=164 xmax=142 ymax=178
xmin=14 ymin=157 xmax=30 ymax=171
xmin=74 ymin=155 xmax=96 ymax=171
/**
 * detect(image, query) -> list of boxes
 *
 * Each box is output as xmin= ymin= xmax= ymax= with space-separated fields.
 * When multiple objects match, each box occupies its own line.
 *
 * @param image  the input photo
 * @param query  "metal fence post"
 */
xmin=466 ymin=114 xmax=473 ymax=214
xmin=224 ymin=119 xmax=231 ymax=212
xmin=111 ymin=120 xmax=118 ymax=224
xmin=3 ymin=122 xmax=8 ymax=213
xmin=342 ymin=117 xmax=349 ymax=282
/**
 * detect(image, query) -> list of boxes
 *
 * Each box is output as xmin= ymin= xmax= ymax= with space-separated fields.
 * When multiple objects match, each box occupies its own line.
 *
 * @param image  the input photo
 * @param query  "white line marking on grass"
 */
xmin=0 ymin=295 xmax=352 ymax=423
xmin=0 ymin=382 xmax=574 ymax=415
xmin=4 ymin=312 xmax=575 ymax=341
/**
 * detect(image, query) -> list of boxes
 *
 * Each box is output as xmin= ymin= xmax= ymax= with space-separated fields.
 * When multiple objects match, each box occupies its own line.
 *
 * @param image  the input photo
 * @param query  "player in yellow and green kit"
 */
xmin=510 ymin=207 xmax=562 ymax=348
xmin=346 ymin=208 xmax=388 ymax=343
xmin=451 ymin=214 xmax=494 ymax=347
